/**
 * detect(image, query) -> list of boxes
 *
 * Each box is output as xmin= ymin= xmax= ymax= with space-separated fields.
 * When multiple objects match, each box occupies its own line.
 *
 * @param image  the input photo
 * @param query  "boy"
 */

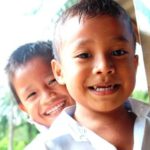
xmin=49 ymin=0 xmax=150 ymax=149
xmin=5 ymin=41 xmax=74 ymax=132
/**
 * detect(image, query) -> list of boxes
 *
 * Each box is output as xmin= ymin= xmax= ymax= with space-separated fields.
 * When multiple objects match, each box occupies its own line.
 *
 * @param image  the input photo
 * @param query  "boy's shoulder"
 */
xmin=128 ymin=97 xmax=150 ymax=117
xmin=24 ymin=104 xmax=150 ymax=150
xmin=24 ymin=105 xmax=95 ymax=150
xmin=24 ymin=132 xmax=48 ymax=150
xmin=24 ymin=106 xmax=76 ymax=150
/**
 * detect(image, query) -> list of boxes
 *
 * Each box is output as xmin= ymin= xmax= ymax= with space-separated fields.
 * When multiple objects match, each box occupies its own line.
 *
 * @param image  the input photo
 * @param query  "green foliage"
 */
xmin=0 ymin=121 xmax=38 ymax=150
xmin=14 ymin=122 xmax=39 ymax=143
xmin=13 ymin=122 xmax=39 ymax=150
xmin=131 ymin=90 xmax=150 ymax=104
xmin=0 ymin=136 xmax=8 ymax=150
xmin=0 ymin=117 xmax=8 ymax=139
xmin=0 ymin=88 xmax=38 ymax=150
xmin=14 ymin=141 xmax=26 ymax=150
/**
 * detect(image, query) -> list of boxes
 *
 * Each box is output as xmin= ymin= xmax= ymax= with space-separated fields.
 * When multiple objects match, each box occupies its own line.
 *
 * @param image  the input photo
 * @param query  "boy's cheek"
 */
xmin=18 ymin=103 xmax=27 ymax=112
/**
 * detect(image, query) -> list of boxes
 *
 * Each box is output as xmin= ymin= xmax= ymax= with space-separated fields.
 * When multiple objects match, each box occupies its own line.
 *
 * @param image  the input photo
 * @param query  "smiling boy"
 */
xmin=15 ymin=0 xmax=150 ymax=150
xmin=5 ymin=41 xmax=74 ymax=132
xmin=49 ymin=0 xmax=150 ymax=149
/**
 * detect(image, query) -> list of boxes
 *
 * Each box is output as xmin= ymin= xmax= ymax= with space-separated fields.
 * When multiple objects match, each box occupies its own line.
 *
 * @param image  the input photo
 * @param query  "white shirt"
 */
xmin=28 ymin=117 xmax=48 ymax=133
xmin=25 ymin=98 xmax=150 ymax=150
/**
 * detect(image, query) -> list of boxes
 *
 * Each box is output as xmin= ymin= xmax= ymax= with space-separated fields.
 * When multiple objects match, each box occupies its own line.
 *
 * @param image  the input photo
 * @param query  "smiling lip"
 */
xmin=88 ymin=84 xmax=120 ymax=95
xmin=44 ymin=100 xmax=66 ymax=116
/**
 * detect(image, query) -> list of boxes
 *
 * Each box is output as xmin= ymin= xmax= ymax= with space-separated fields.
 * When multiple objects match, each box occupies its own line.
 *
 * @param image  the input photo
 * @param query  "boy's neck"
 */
xmin=74 ymin=104 xmax=136 ymax=129
xmin=73 ymin=104 xmax=136 ymax=150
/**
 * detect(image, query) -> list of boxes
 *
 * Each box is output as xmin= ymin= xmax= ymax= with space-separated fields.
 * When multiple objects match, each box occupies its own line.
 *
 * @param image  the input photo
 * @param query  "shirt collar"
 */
xmin=27 ymin=116 xmax=49 ymax=133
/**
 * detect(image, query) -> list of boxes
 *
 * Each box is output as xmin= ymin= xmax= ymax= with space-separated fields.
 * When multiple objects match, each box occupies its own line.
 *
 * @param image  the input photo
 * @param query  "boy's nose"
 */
xmin=92 ymin=56 xmax=115 ymax=75
xmin=41 ymin=91 xmax=57 ymax=105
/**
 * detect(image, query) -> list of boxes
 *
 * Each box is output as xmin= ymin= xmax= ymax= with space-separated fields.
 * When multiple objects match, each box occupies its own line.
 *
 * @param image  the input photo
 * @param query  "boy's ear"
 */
xmin=18 ymin=103 xmax=27 ymax=112
xmin=134 ymin=54 xmax=138 ymax=64
xmin=51 ymin=59 xmax=65 ymax=85
xmin=134 ymin=54 xmax=139 ymax=71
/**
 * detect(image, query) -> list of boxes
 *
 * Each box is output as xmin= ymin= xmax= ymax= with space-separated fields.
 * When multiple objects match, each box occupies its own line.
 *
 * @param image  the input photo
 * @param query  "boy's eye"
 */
xmin=26 ymin=92 xmax=36 ymax=100
xmin=48 ymin=78 xmax=57 ymax=85
xmin=76 ymin=53 xmax=91 ymax=59
xmin=112 ymin=49 xmax=128 ymax=56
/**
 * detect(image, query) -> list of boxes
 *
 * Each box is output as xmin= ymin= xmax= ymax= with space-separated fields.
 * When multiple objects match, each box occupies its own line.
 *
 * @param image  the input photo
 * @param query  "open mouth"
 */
xmin=88 ymin=84 xmax=120 ymax=92
xmin=44 ymin=101 xmax=66 ymax=116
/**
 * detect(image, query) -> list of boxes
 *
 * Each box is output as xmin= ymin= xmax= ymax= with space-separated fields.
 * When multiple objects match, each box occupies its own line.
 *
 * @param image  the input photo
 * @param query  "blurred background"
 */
xmin=0 ymin=0 xmax=149 ymax=149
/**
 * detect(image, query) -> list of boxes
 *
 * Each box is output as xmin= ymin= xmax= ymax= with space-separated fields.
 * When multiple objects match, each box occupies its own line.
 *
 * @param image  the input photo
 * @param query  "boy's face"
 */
xmin=52 ymin=15 xmax=138 ymax=114
xmin=12 ymin=57 xmax=74 ymax=127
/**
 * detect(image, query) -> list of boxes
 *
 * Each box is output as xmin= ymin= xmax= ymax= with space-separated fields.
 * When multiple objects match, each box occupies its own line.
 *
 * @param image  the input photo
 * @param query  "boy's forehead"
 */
xmin=61 ymin=14 xmax=128 ymax=31
xmin=56 ymin=14 xmax=135 ymax=58
xmin=60 ymin=16 xmax=82 ymax=37
xmin=60 ymin=15 xmax=132 ymax=41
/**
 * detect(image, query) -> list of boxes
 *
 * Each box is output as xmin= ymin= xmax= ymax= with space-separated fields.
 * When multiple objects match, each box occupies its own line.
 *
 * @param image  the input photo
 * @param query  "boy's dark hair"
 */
xmin=5 ymin=41 xmax=54 ymax=104
xmin=53 ymin=0 xmax=136 ymax=60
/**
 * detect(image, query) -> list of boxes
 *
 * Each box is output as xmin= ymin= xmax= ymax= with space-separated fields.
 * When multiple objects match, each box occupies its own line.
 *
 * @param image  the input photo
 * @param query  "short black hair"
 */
xmin=5 ymin=41 xmax=54 ymax=104
xmin=53 ymin=0 xmax=135 ymax=60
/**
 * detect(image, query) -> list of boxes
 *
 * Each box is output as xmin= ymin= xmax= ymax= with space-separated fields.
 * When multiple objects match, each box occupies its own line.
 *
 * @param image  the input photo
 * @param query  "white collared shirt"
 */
xmin=25 ymin=98 xmax=150 ymax=150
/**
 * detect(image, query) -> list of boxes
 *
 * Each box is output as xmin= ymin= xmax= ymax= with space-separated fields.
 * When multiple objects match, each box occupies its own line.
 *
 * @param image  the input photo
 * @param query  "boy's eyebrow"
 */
xmin=19 ymin=86 xmax=32 ymax=95
xmin=72 ymin=39 xmax=93 ymax=47
xmin=73 ymin=35 xmax=130 ymax=47
xmin=113 ymin=35 xmax=130 ymax=43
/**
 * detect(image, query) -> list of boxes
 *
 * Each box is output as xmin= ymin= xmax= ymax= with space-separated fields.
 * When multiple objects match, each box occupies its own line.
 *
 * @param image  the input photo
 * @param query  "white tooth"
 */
xmin=46 ymin=102 xmax=65 ymax=115
xmin=93 ymin=86 xmax=97 ymax=90
xmin=95 ymin=85 xmax=113 ymax=91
